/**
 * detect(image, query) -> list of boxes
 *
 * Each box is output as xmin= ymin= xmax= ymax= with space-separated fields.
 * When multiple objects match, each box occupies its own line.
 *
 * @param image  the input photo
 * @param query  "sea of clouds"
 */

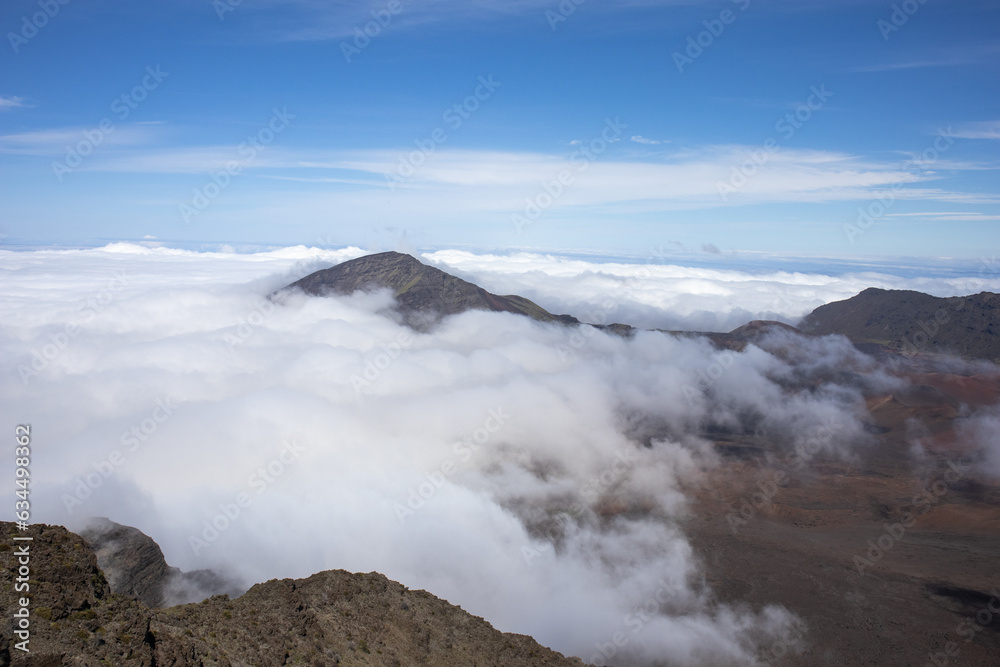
xmin=3 ymin=243 xmax=999 ymax=666
xmin=421 ymin=249 xmax=1000 ymax=332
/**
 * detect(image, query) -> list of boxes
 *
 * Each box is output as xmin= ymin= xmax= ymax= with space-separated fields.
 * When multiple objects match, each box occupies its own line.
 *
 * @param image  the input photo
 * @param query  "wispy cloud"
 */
xmin=241 ymin=0 xmax=741 ymax=41
xmin=949 ymin=121 xmax=1000 ymax=140
xmin=851 ymin=45 xmax=1000 ymax=73
xmin=62 ymin=143 xmax=1000 ymax=213
xmin=0 ymin=96 xmax=30 ymax=111
xmin=82 ymin=146 xmax=296 ymax=174
xmin=885 ymin=211 xmax=1000 ymax=222
xmin=0 ymin=125 xmax=160 ymax=156
xmin=630 ymin=135 xmax=668 ymax=145
xmin=854 ymin=59 xmax=974 ymax=73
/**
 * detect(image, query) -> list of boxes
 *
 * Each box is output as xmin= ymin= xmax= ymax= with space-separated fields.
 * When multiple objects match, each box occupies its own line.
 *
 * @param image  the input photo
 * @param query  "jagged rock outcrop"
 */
xmin=79 ymin=517 xmax=244 ymax=608
xmin=0 ymin=522 xmax=155 ymax=666
xmin=0 ymin=522 xmax=588 ymax=666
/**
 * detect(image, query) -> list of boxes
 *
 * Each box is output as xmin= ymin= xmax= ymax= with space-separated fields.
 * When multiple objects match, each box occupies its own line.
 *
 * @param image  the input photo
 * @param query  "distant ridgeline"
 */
xmin=799 ymin=288 xmax=1000 ymax=363
xmin=280 ymin=253 xmax=1000 ymax=363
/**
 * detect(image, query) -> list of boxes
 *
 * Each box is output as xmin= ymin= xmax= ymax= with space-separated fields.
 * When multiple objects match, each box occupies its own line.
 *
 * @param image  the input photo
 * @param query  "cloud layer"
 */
xmin=422 ymin=249 xmax=1000 ymax=332
xmin=1 ymin=244 xmax=996 ymax=665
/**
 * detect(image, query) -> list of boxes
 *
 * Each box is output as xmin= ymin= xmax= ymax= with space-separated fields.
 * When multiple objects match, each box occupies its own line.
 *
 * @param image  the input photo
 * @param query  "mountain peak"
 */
xmin=280 ymin=252 xmax=577 ymax=328
xmin=799 ymin=288 xmax=1000 ymax=362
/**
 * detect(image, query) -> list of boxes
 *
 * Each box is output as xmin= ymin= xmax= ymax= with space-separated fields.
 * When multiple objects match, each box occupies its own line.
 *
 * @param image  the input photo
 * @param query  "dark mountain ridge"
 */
xmin=0 ymin=521 xmax=587 ymax=666
xmin=281 ymin=252 xmax=999 ymax=363
xmin=799 ymin=287 xmax=999 ymax=362
xmin=279 ymin=251 xmax=579 ymax=329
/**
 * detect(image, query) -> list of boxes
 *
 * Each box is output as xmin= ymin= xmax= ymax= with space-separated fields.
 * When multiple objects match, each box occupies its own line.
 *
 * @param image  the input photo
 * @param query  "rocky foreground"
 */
xmin=0 ymin=522 xmax=586 ymax=666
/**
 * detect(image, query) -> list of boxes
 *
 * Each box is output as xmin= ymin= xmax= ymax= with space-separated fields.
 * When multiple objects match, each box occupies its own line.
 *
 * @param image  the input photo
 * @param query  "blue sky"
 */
xmin=1 ymin=0 xmax=998 ymax=260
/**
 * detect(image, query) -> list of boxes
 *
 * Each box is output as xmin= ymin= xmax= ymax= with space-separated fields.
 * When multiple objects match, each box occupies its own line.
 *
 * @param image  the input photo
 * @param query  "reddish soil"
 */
xmin=686 ymin=371 xmax=1000 ymax=666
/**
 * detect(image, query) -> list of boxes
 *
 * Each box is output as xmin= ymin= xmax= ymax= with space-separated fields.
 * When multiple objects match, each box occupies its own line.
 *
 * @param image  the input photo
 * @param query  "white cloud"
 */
xmin=0 ymin=96 xmax=29 ymax=111
xmin=0 ymin=125 xmax=159 ymax=156
xmin=246 ymin=0 xmax=712 ymax=41
xmin=421 ymin=249 xmax=1000 ymax=331
xmin=10 ymin=244 xmax=982 ymax=664
xmin=67 ymin=144 xmax=1000 ymax=216
xmin=885 ymin=211 xmax=1000 ymax=222
xmin=958 ymin=408 xmax=1000 ymax=480
xmin=631 ymin=135 xmax=668 ymax=145
xmin=949 ymin=121 xmax=1000 ymax=140
xmin=850 ymin=44 xmax=1000 ymax=73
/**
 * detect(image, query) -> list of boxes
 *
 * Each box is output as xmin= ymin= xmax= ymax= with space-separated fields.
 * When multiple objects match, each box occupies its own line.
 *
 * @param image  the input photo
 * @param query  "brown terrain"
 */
xmin=4 ymin=254 xmax=999 ymax=666
xmin=0 ymin=522 xmax=586 ymax=667
xmin=278 ymin=251 xmax=579 ymax=330
xmin=686 ymin=353 xmax=1000 ymax=665
xmin=799 ymin=287 xmax=1000 ymax=363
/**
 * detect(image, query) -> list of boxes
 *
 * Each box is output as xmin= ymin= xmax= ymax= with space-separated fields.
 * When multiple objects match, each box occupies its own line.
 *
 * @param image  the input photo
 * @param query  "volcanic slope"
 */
xmin=0 ymin=521 xmax=588 ymax=667
xmin=281 ymin=251 xmax=578 ymax=329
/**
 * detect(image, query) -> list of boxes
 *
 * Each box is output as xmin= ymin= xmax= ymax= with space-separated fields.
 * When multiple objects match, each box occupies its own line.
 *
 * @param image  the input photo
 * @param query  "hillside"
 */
xmin=280 ymin=251 xmax=578 ymax=329
xmin=0 ymin=521 xmax=588 ymax=666
xmin=799 ymin=287 xmax=999 ymax=362
xmin=80 ymin=518 xmax=244 ymax=608
xmin=281 ymin=254 xmax=1000 ymax=364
